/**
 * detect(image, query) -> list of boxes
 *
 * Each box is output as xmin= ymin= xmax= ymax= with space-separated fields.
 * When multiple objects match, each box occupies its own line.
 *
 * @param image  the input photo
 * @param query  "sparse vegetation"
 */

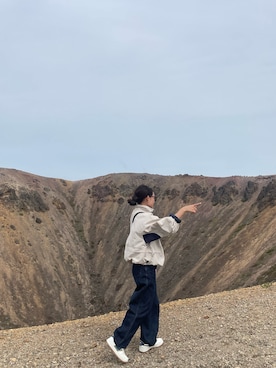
xmin=261 ymin=282 xmax=273 ymax=288
xmin=0 ymin=169 xmax=276 ymax=330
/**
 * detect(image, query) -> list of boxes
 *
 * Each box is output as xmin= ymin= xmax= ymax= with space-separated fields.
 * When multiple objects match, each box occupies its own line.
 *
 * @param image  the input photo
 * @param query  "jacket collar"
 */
xmin=134 ymin=204 xmax=154 ymax=214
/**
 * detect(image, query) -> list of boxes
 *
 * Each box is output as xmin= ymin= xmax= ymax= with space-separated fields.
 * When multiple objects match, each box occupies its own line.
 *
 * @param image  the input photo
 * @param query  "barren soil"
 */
xmin=1 ymin=169 xmax=276 ymax=329
xmin=0 ymin=283 xmax=275 ymax=368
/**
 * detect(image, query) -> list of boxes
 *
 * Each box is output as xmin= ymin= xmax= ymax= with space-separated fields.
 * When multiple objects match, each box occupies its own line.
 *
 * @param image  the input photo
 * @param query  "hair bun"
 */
xmin=128 ymin=199 xmax=137 ymax=206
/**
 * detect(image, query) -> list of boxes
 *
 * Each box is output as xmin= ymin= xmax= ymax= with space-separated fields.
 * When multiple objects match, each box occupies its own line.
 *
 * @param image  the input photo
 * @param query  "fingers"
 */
xmin=191 ymin=202 xmax=201 ymax=212
xmin=180 ymin=202 xmax=202 ymax=214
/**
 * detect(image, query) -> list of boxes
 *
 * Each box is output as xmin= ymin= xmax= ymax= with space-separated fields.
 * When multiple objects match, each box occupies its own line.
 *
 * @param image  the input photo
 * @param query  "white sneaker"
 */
xmin=106 ymin=336 xmax=129 ymax=363
xmin=139 ymin=337 xmax=164 ymax=353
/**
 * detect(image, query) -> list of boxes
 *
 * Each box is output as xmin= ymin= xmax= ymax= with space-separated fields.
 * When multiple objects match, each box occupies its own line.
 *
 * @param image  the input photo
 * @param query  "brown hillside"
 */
xmin=0 ymin=168 xmax=275 ymax=329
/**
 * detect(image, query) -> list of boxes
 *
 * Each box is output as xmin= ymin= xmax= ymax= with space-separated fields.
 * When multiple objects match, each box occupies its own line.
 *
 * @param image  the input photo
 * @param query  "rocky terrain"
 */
xmin=0 ymin=168 xmax=275 ymax=329
xmin=0 ymin=283 xmax=275 ymax=367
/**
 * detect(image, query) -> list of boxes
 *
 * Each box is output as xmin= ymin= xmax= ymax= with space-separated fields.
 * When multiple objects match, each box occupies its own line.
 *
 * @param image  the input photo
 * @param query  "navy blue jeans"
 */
xmin=114 ymin=264 xmax=159 ymax=349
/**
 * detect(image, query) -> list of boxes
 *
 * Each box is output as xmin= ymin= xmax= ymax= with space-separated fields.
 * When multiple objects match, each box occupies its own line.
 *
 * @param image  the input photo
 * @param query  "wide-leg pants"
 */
xmin=114 ymin=264 xmax=159 ymax=349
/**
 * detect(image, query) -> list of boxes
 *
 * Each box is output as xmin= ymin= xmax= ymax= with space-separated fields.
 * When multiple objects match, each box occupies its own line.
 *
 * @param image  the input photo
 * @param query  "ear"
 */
xmin=145 ymin=195 xmax=151 ymax=204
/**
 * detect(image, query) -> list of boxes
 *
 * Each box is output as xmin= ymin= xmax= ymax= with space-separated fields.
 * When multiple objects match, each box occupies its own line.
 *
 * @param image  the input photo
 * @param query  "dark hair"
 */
xmin=128 ymin=185 xmax=153 ymax=206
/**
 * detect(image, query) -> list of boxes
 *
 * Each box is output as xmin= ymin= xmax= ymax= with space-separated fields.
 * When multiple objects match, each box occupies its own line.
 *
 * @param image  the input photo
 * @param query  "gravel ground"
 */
xmin=0 ymin=283 xmax=275 ymax=368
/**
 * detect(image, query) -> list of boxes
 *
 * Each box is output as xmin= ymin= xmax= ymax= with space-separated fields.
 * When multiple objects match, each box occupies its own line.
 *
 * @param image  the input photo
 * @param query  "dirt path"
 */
xmin=0 ymin=283 xmax=275 ymax=368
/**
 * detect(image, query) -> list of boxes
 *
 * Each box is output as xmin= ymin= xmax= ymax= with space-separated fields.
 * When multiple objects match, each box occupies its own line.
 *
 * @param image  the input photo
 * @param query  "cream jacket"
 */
xmin=124 ymin=205 xmax=180 ymax=266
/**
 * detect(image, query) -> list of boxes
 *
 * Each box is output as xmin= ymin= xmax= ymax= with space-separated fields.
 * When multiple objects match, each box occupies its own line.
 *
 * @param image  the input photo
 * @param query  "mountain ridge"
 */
xmin=0 ymin=168 xmax=275 ymax=329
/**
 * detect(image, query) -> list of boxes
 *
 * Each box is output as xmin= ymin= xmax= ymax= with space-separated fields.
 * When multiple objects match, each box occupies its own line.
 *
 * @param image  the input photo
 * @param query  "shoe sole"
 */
xmin=106 ymin=337 xmax=129 ymax=363
xmin=139 ymin=338 xmax=164 ymax=353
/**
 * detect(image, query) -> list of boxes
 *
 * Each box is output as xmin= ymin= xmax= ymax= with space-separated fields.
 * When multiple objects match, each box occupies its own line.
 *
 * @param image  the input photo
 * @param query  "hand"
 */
xmin=175 ymin=202 xmax=201 ymax=219
xmin=184 ymin=202 xmax=201 ymax=213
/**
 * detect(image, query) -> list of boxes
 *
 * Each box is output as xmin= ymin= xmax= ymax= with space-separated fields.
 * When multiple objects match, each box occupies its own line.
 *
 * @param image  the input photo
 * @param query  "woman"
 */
xmin=107 ymin=184 xmax=201 ymax=363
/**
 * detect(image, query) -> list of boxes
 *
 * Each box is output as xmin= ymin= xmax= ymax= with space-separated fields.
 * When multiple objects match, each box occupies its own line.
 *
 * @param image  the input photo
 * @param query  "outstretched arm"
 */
xmin=174 ymin=202 xmax=201 ymax=220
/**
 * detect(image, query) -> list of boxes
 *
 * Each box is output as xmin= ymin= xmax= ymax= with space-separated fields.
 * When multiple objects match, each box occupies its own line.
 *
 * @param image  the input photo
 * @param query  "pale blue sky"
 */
xmin=1 ymin=0 xmax=275 ymax=180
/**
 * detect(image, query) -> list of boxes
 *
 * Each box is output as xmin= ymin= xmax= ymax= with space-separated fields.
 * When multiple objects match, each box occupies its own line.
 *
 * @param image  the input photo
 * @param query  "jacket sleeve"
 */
xmin=143 ymin=214 xmax=180 ymax=238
